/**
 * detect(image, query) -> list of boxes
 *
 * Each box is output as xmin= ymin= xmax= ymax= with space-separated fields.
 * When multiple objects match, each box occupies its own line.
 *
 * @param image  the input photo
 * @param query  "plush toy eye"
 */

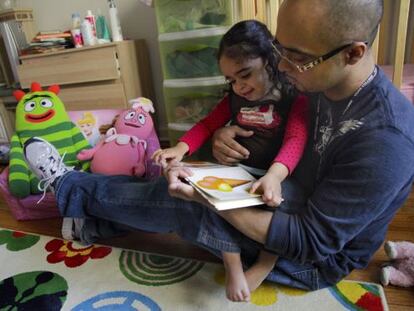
xmin=24 ymin=101 xmax=36 ymax=112
xmin=40 ymin=99 xmax=53 ymax=108
xmin=138 ymin=113 xmax=146 ymax=125
xmin=125 ymin=111 xmax=135 ymax=120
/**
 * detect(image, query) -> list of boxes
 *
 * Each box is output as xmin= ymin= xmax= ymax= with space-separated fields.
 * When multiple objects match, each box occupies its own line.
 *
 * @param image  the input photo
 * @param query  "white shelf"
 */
xmin=168 ymin=122 xmax=194 ymax=131
xmin=158 ymin=26 xmax=229 ymax=42
xmin=163 ymin=76 xmax=226 ymax=88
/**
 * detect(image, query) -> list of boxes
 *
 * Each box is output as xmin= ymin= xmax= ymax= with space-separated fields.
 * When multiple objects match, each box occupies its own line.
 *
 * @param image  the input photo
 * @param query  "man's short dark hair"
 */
xmin=320 ymin=0 xmax=384 ymax=47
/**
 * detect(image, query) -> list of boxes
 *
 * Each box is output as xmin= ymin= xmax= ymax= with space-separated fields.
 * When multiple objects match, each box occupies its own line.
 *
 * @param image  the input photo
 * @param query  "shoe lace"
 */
xmin=37 ymin=152 xmax=68 ymax=204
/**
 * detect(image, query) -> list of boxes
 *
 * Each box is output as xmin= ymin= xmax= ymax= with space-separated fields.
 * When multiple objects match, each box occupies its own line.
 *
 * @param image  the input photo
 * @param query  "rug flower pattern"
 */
xmin=0 ymin=229 xmax=39 ymax=251
xmin=45 ymin=238 xmax=112 ymax=268
xmin=0 ymin=228 xmax=389 ymax=311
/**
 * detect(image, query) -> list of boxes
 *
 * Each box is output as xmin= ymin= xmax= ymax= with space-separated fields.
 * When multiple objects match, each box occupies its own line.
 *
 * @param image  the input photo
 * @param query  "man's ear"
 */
xmin=346 ymin=43 xmax=367 ymax=65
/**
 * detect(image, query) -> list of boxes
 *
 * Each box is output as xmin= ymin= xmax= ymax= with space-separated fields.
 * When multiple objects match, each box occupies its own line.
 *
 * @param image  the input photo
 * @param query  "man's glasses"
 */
xmin=273 ymin=39 xmax=367 ymax=73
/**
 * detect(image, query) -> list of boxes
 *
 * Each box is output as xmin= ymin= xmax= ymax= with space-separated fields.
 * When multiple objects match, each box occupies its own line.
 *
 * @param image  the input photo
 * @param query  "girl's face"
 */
xmin=219 ymin=55 xmax=273 ymax=101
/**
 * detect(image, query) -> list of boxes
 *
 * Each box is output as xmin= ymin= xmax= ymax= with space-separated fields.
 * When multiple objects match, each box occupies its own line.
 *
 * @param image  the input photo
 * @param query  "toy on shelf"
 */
xmin=8 ymin=82 xmax=91 ymax=198
xmin=381 ymin=240 xmax=414 ymax=287
xmin=77 ymin=97 xmax=158 ymax=177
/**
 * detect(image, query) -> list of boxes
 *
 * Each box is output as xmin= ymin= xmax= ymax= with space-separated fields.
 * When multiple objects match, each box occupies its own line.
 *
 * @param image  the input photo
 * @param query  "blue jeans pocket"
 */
xmin=290 ymin=268 xmax=320 ymax=290
xmin=196 ymin=209 xmax=243 ymax=253
xmin=267 ymin=258 xmax=325 ymax=291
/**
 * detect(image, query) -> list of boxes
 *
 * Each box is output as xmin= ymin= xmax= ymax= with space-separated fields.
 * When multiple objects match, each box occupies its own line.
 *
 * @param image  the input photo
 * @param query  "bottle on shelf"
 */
xmin=85 ymin=10 xmax=97 ymax=38
xmin=96 ymin=9 xmax=111 ymax=43
xmin=80 ymin=19 xmax=96 ymax=46
xmin=71 ymin=28 xmax=83 ymax=48
xmin=108 ymin=0 xmax=123 ymax=42
xmin=71 ymin=12 xmax=81 ymax=29
xmin=71 ymin=12 xmax=83 ymax=48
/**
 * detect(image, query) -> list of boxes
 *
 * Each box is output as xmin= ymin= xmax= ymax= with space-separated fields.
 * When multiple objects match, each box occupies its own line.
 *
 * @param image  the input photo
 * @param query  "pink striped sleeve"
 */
xmin=179 ymin=96 xmax=232 ymax=155
xmin=273 ymin=95 xmax=309 ymax=174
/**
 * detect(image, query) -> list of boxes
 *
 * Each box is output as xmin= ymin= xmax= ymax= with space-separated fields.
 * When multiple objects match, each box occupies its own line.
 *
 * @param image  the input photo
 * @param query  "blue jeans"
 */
xmin=55 ymin=171 xmax=330 ymax=290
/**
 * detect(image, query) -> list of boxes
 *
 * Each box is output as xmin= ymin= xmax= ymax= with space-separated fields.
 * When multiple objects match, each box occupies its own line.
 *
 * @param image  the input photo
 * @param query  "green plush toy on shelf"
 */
xmin=8 ymin=82 xmax=91 ymax=198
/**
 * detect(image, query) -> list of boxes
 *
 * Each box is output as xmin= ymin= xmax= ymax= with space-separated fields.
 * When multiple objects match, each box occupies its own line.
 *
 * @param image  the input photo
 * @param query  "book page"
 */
xmin=186 ymin=166 xmax=261 ymax=201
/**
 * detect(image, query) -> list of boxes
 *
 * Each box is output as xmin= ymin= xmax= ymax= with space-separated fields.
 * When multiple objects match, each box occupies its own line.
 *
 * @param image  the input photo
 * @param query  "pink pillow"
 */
xmin=0 ymin=167 xmax=60 ymax=220
xmin=1 ymin=108 xmax=161 ymax=220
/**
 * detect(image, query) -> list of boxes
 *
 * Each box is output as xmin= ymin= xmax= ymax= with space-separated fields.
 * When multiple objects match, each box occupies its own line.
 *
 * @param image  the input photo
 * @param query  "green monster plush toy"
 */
xmin=9 ymin=82 xmax=91 ymax=198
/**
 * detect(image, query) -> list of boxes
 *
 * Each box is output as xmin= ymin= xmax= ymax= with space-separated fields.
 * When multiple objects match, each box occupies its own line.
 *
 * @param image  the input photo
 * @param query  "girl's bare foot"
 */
xmin=225 ymin=265 xmax=251 ymax=302
xmin=245 ymin=251 xmax=278 ymax=292
xmin=223 ymin=252 xmax=251 ymax=302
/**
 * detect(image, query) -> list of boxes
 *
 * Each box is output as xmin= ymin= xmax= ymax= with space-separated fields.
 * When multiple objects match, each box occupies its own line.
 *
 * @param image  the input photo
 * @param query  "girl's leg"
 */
xmin=245 ymin=250 xmax=278 ymax=291
xmin=222 ymin=251 xmax=250 ymax=302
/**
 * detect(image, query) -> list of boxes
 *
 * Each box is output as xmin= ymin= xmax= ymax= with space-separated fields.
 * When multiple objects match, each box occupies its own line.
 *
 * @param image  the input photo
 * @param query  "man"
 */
xmin=23 ymin=0 xmax=414 ymax=295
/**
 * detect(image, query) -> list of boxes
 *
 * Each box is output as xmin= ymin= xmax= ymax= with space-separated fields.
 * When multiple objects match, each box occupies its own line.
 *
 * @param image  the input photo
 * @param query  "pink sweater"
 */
xmin=180 ymin=94 xmax=308 ymax=173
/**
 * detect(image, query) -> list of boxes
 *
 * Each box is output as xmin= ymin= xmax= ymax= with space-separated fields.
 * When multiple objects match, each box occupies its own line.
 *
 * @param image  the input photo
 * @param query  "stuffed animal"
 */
xmin=8 ymin=82 xmax=91 ymax=198
xmin=76 ymin=97 xmax=156 ymax=177
xmin=381 ymin=241 xmax=414 ymax=287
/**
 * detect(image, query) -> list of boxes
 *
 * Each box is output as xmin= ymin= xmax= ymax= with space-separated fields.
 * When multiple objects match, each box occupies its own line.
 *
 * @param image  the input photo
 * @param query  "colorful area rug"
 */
xmin=0 ymin=228 xmax=389 ymax=310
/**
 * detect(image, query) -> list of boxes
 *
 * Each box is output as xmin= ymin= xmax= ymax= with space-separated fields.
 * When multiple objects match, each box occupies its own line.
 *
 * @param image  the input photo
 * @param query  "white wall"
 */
xmin=18 ymin=0 xmax=168 ymax=139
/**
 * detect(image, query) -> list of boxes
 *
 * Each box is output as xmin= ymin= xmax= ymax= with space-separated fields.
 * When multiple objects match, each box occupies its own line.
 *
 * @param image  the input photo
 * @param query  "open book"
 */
xmin=184 ymin=162 xmax=264 ymax=211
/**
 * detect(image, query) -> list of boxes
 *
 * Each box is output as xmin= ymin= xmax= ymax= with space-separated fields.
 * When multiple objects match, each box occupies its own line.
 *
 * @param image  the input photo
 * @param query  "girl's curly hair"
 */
xmin=218 ymin=20 xmax=295 ymax=98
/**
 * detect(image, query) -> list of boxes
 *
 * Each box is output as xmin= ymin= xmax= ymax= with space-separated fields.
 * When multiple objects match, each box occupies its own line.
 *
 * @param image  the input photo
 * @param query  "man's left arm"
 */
xmin=265 ymin=128 xmax=414 ymax=263
xmin=222 ymin=128 xmax=414 ymax=263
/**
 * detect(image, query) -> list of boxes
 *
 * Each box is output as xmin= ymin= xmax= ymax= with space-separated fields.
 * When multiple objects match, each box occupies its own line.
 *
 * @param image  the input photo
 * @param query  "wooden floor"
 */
xmin=0 ymin=188 xmax=413 ymax=310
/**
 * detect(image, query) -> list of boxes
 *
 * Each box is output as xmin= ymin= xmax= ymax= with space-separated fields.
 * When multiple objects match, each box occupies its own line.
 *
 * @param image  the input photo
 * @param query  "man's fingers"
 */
xmin=213 ymin=152 xmax=243 ymax=166
xmin=165 ymin=164 xmax=192 ymax=182
xmin=233 ymin=126 xmax=254 ymax=138
xmin=211 ymin=125 xmax=251 ymax=163
xmin=212 ymin=141 xmax=248 ymax=162
xmin=224 ymin=140 xmax=250 ymax=159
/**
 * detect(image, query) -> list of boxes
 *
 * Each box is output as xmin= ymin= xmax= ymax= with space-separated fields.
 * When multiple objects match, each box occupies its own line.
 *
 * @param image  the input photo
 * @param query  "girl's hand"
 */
xmin=249 ymin=162 xmax=289 ymax=207
xmin=152 ymin=142 xmax=189 ymax=168
xmin=250 ymin=174 xmax=283 ymax=207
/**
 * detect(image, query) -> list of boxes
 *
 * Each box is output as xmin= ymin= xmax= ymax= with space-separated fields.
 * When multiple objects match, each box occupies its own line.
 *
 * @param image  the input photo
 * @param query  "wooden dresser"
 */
xmin=17 ymin=40 xmax=155 ymax=111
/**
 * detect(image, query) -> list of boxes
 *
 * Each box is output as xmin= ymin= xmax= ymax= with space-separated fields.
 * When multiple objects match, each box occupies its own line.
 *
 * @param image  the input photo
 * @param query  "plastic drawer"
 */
xmin=164 ymin=77 xmax=226 ymax=124
xmin=159 ymin=27 xmax=227 ymax=79
xmin=154 ymin=0 xmax=233 ymax=34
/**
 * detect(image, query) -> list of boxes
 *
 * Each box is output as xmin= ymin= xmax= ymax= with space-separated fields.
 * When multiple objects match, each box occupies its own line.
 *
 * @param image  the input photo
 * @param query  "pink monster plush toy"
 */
xmin=77 ymin=97 xmax=157 ymax=177
xmin=381 ymin=241 xmax=414 ymax=287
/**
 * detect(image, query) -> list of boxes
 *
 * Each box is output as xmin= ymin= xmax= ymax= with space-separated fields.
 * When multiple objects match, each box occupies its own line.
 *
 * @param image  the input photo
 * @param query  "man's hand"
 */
xmin=212 ymin=125 xmax=253 ymax=165
xmin=165 ymin=162 xmax=210 ymax=206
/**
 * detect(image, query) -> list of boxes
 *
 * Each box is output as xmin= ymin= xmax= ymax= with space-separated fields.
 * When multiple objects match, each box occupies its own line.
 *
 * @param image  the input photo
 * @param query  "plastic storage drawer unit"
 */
xmin=164 ymin=76 xmax=226 ymax=124
xmin=159 ymin=27 xmax=228 ymax=80
xmin=155 ymin=0 xmax=233 ymax=34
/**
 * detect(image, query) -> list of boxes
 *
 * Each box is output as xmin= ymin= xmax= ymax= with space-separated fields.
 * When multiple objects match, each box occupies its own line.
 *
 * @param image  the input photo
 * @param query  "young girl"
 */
xmin=153 ymin=20 xmax=308 ymax=302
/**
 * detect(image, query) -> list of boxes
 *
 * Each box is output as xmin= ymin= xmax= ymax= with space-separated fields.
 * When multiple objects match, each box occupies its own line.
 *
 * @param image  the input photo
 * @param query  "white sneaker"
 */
xmin=62 ymin=217 xmax=85 ymax=242
xmin=381 ymin=266 xmax=391 ymax=286
xmin=384 ymin=241 xmax=397 ymax=260
xmin=23 ymin=137 xmax=72 ymax=202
